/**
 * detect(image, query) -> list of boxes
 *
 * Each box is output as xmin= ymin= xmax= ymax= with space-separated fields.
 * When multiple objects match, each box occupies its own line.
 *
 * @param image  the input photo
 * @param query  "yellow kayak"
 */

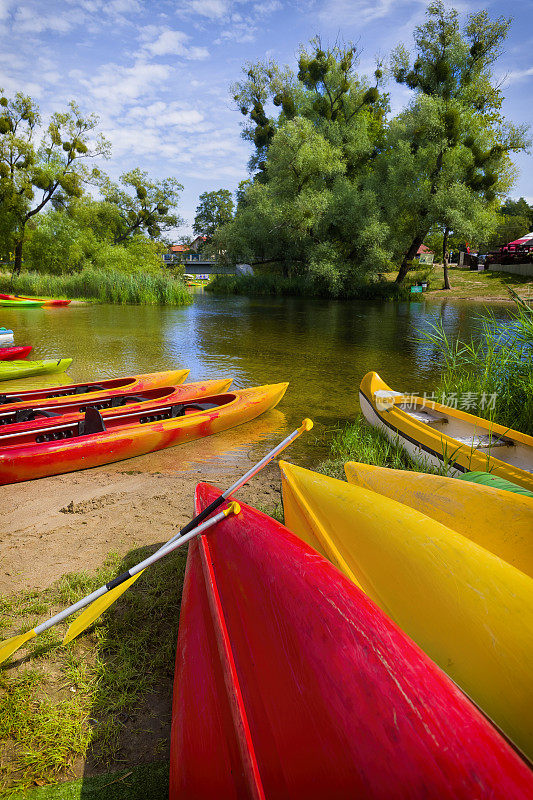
xmin=280 ymin=460 xmax=533 ymax=760
xmin=345 ymin=461 xmax=533 ymax=578
xmin=359 ymin=371 xmax=533 ymax=492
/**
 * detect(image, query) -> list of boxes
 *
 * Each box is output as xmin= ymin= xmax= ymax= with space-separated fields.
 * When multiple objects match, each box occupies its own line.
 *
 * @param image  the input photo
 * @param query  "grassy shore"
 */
xmin=0 ymin=269 xmax=191 ymax=306
xmin=0 ymin=548 xmax=186 ymax=797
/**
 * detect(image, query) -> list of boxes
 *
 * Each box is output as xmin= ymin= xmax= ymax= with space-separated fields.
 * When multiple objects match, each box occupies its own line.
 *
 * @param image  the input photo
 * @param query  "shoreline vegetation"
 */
xmin=207 ymin=265 xmax=533 ymax=303
xmin=0 ymin=269 xmax=191 ymax=306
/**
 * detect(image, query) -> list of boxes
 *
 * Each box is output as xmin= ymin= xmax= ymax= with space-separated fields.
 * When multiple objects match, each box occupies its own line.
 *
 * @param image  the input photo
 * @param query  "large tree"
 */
xmin=387 ymin=1 xmax=529 ymax=285
xmin=99 ymin=168 xmax=183 ymax=244
xmin=0 ymin=92 xmax=110 ymax=273
xmin=193 ymin=189 xmax=234 ymax=238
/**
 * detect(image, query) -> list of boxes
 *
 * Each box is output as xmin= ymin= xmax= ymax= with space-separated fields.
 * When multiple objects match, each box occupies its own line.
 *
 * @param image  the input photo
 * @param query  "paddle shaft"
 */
xmin=166 ymin=421 xmax=311 ymax=548
xmin=33 ymin=508 xmax=231 ymax=636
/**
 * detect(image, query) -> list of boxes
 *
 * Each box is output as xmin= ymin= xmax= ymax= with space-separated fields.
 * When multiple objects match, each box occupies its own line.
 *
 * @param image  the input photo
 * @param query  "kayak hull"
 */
xmin=0 ymin=383 xmax=287 ymax=484
xmin=345 ymin=460 xmax=533 ymax=578
xmin=280 ymin=461 xmax=533 ymax=761
xmin=0 ymin=346 xmax=32 ymax=360
xmin=359 ymin=371 xmax=533 ymax=491
xmin=0 ymin=369 xmax=189 ymax=408
xmin=169 ymin=484 xmax=533 ymax=799
xmin=0 ymin=358 xmax=72 ymax=381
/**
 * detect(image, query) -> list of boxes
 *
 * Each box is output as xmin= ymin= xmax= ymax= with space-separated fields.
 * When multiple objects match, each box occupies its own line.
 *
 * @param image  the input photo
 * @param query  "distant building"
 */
xmin=190 ymin=235 xmax=208 ymax=252
xmin=416 ymin=244 xmax=434 ymax=255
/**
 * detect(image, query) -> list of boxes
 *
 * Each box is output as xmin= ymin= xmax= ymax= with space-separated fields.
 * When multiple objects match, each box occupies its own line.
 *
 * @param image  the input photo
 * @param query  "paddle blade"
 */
xmin=63 ymin=572 xmax=142 ymax=645
xmin=0 ymin=629 xmax=37 ymax=664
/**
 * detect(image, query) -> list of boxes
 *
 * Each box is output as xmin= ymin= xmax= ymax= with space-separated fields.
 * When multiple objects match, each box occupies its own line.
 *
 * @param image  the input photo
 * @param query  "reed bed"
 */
xmin=0 ymin=269 xmax=191 ymax=306
xmin=419 ymin=300 xmax=533 ymax=435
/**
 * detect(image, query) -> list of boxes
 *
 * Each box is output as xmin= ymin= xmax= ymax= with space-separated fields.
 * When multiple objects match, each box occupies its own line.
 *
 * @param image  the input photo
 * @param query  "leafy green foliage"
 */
xmin=99 ymin=169 xmax=183 ymax=245
xmin=193 ymin=189 xmax=234 ymax=238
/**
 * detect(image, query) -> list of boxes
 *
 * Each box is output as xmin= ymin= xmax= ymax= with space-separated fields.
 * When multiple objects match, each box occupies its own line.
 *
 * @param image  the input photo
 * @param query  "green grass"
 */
xmin=17 ymin=762 xmax=169 ymax=799
xmin=0 ymin=548 xmax=187 ymax=795
xmin=0 ymin=269 xmax=192 ymax=306
xmin=317 ymin=415 xmax=422 ymax=480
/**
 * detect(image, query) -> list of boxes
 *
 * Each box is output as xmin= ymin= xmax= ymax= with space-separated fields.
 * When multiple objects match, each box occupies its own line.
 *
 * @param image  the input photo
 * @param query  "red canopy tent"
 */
xmin=507 ymin=232 xmax=533 ymax=247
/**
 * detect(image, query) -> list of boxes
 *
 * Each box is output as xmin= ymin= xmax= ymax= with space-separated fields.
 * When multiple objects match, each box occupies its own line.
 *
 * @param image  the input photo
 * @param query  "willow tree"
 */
xmin=386 ymin=1 xmax=529 ymax=285
xmin=0 ymin=93 xmax=110 ymax=274
xmin=222 ymin=39 xmax=388 ymax=286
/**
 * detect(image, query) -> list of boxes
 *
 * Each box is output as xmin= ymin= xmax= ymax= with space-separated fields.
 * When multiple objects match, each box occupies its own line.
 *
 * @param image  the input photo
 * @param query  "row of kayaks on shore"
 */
xmin=169 ymin=477 xmax=533 ymax=797
xmin=0 ymin=368 xmax=531 ymax=491
xmin=0 ymin=293 xmax=71 ymax=306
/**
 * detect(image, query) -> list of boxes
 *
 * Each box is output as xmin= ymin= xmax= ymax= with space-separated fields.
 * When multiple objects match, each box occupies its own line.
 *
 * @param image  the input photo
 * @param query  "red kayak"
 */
xmin=170 ymin=484 xmax=533 ymax=799
xmin=0 ymin=293 xmax=70 ymax=306
xmin=0 ymin=346 xmax=32 ymax=360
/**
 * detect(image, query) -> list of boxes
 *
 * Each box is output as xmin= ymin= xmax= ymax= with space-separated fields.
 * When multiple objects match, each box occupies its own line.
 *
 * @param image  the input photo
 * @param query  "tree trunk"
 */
xmin=442 ymin=227 xmax=451 ymax=290
xmin=395 ymin=234 xmax=426 ymax=283
xmin=13 ymin=238 xmax=24 ymax=277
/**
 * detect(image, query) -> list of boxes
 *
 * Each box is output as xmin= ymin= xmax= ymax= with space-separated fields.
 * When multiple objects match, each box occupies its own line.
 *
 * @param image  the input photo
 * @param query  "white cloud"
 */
xmin=80 ymin=60 xmax=172 ymax=106
xmin=141 ymin=26 xmax=209 ymax=59
xmin=13 ymin=5 xmax=84 ymax=34
xmin=254 ymin=0 xmax=281 ymax=15
xmin=185 ymin=0 xmax=230 ymax=20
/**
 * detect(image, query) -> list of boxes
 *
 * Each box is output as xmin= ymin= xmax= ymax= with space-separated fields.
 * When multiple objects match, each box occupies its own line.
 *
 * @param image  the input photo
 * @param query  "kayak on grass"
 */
xmin=0 ymin=358 xmax=72 ymax=381
xmin=359 ymin=371 xmax=533 ymax=492
xmin=0 ymin=377 xmax=233 ymax=428
xmin=345 ymin=460 xmax=533 ymax=578
xmin=0 ymin=293 xmax=71 ymax=306
xmin=169 ymin=482 xmax=533 ymax=799
xmin=0 ymin=346 xmax=32 ymax=361
xmin=0 ymin=383 xmax=288 ymax=484
xmin=0 ymin=369 xmax=190 ymax=408
xmin=280 ymin=461 xmax=533 ymax=761
xmin=0 ymin=298 xmax=43 ymax=307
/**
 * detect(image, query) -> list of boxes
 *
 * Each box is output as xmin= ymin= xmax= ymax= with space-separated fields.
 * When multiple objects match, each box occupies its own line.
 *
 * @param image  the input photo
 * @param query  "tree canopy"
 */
xmin=193 ymin=189 xmax=234 ymax=238
xmin=213 ymin=2 xmax=530 ymax=291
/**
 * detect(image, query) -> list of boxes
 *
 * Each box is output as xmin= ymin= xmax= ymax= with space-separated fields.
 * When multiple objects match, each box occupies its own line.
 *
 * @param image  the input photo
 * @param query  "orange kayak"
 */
xmin=0 ymin=383 xmax=288 ymax=484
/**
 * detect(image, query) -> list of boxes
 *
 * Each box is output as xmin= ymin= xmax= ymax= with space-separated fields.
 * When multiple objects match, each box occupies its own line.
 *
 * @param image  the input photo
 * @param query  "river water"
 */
xmin=0 ymin=291 xmax=512 ymax=472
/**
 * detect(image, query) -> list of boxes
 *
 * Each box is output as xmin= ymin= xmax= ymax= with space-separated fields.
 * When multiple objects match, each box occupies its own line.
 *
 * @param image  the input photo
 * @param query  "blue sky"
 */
xmin=0 ymin=0 xmax=531 ymax=236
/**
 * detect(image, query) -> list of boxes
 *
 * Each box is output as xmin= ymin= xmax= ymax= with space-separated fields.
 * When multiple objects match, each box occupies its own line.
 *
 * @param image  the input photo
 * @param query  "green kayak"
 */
xmin=0 ymin=298 xmax=43 ymax=307
xmin=0 ymin=358 xmax=72 ymax=381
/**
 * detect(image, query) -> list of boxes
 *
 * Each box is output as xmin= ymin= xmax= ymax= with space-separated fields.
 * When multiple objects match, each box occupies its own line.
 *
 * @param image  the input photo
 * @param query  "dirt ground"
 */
xmin=0 ymin=444 xmax=283 ymax=597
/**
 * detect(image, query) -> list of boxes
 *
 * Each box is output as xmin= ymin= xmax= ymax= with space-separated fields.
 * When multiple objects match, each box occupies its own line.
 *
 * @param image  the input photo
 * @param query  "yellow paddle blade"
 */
xmin=0 ymin=629 xmax=37 ymax=665
xmin=63 ymin=573 xmax=142 ymax=645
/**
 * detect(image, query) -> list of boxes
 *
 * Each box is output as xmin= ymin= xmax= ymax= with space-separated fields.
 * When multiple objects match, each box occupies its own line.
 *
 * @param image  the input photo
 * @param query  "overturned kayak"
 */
xmin=0 ymin=293 xmax=71 ymax=306
xmin=0 ymin=369 xmax=189 ymax=408
xmin=0 ymin=329 xmax=14 ymax=343
xmin=280 ymin=461 xmax=533 ymax=760
xmin=359 ymin=371 xmax=533 ymax=492
xmin=0 ymin=383 xmax=288 ymax=484
xmin=0 ymin=346 xmax=32 ymax=360
xmin=0 ymin=358 xmax=72 ymax=381
xmin=345 ymin=461 xmax=533 ymax=578
xmin=0 ymin=377 xmax=233 ymax=429
xmin=170 ymin=483 xmax=533 ymax=799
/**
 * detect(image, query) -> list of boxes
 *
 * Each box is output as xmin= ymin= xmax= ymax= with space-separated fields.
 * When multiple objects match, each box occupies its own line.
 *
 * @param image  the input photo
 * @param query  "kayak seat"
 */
xmin=74 ymin=384 xmax=104 ymax=395
xmin=399 ymin=406 xmax=448 ymax=426
xmin=139 ymin=402 xmax=218 ymax=425
xmin=0 ymin=395 xmax=22 ymax=405
xmin=78 ymin=395 xmax=147 ymax=413
xmin=78 ymin=407 xmax=107 ymax=436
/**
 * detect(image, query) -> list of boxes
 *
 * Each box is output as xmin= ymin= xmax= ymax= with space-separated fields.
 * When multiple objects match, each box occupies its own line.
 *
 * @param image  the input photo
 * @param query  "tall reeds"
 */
xmin=418 ymin=299 xmax=533 ymax=435
xmin=0 ymin=268 xmax=191 ymax=306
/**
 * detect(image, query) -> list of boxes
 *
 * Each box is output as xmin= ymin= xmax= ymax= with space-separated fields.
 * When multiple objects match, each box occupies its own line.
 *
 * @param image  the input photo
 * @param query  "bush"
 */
xmin=0 ymin=268 xmax=191 ymax=306
xmin=206 ymin=272 xmax=415 ymax=300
